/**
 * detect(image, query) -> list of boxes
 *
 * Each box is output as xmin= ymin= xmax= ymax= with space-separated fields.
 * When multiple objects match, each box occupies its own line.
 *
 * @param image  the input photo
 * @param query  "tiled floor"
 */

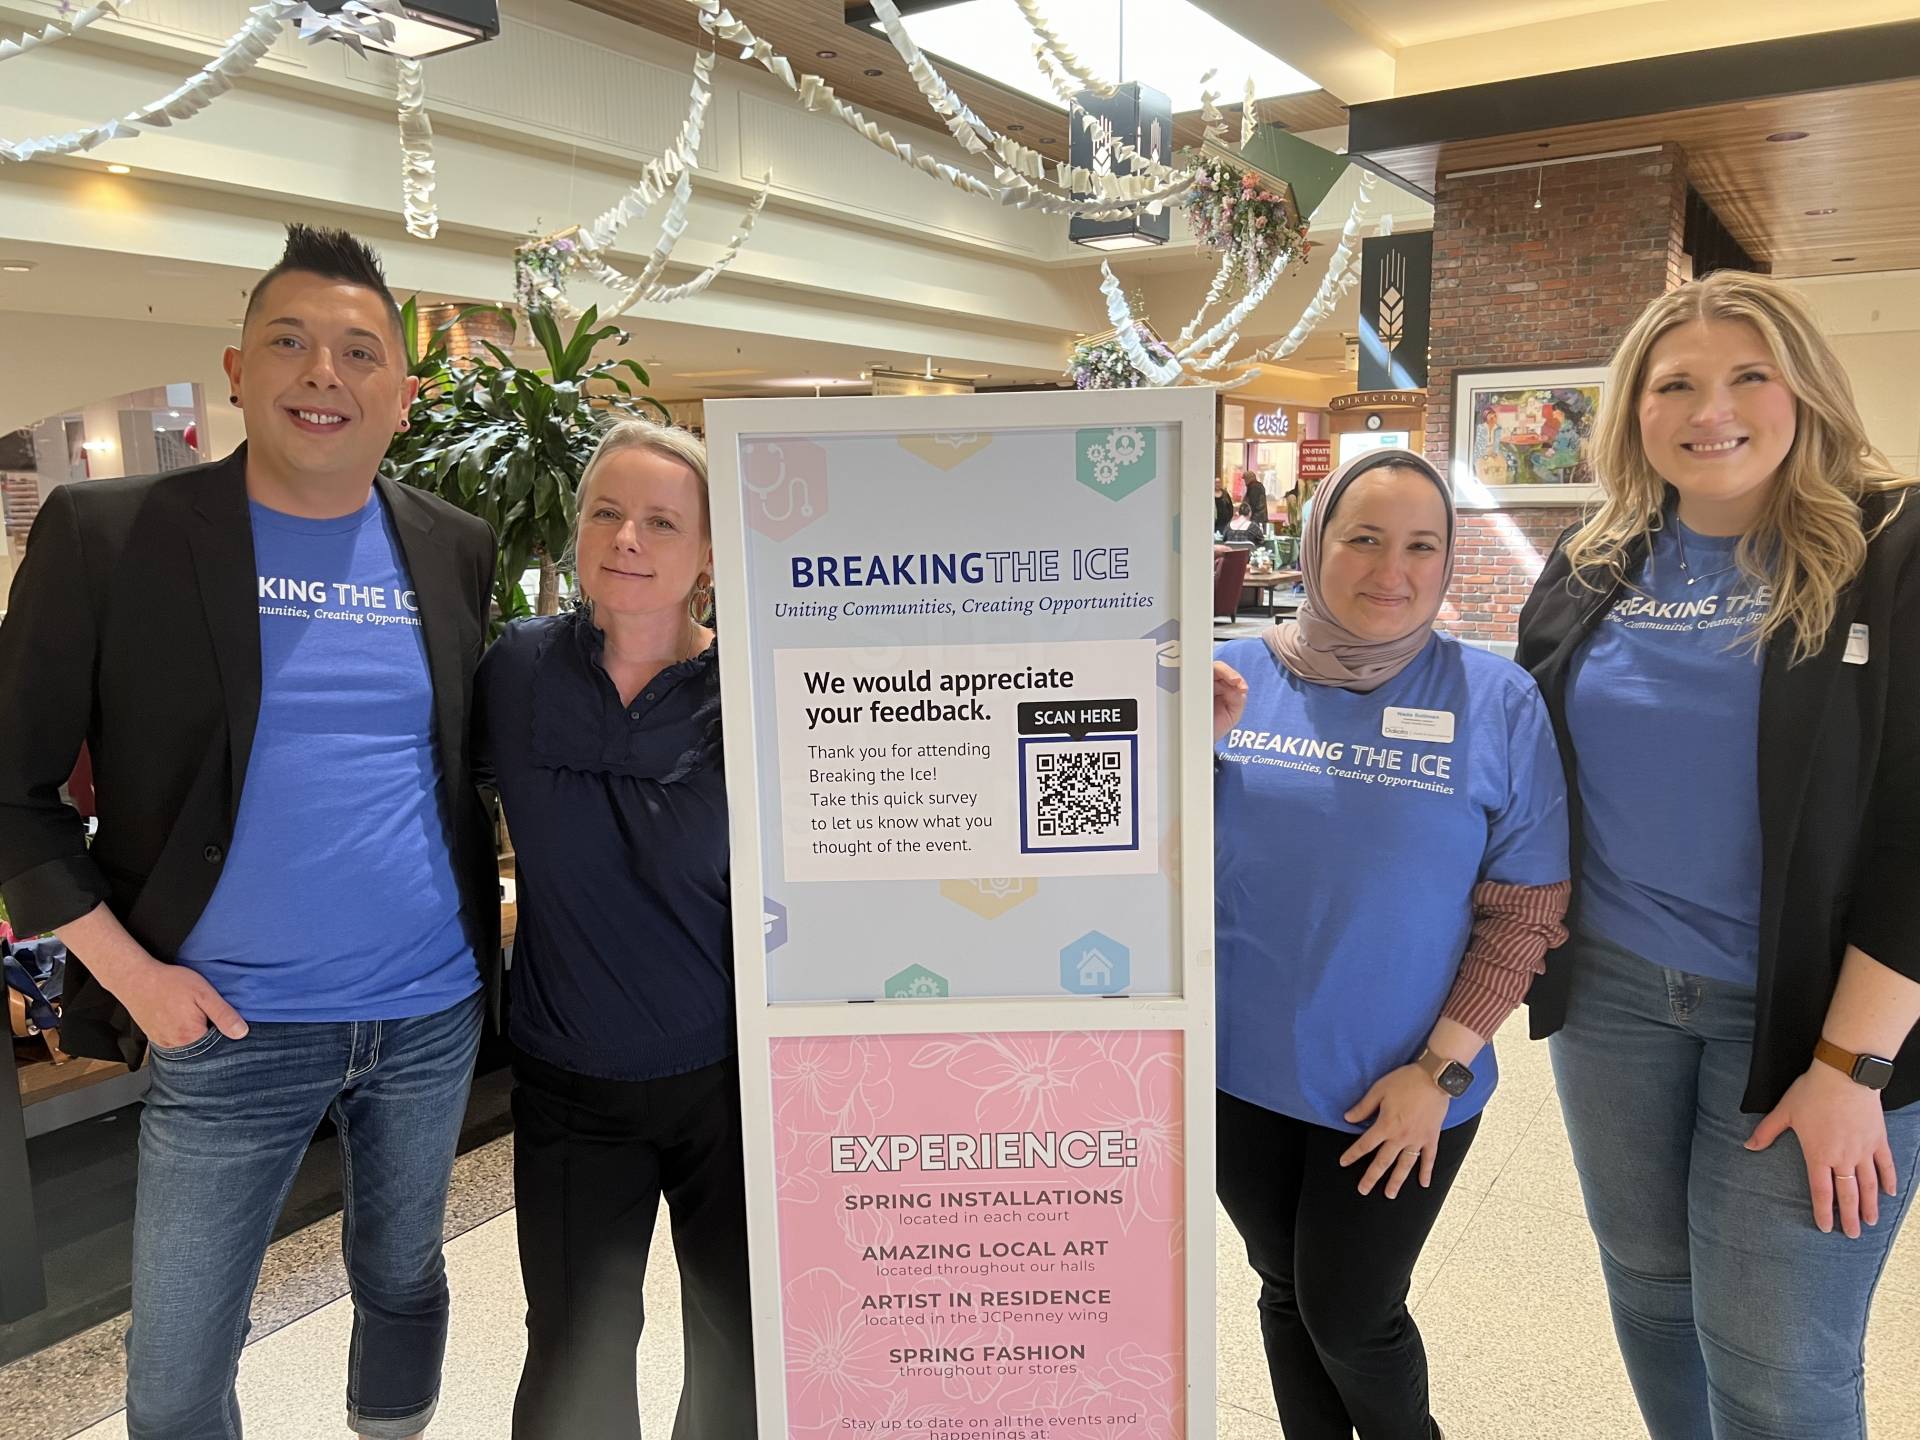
xmin=59 ymin=1025 xmax=1920 ymax=1438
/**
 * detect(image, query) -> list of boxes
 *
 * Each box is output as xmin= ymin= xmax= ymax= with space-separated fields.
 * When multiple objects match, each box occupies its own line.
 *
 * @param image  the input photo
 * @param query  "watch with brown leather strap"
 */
xmin=1813 ymin=1037 xmax=1896 ymax=1091
xmin=1415 ymin=1045 xmax=1474 ymax=1099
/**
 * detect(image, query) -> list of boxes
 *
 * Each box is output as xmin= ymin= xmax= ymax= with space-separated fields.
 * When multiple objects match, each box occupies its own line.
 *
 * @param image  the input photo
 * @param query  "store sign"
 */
xmin=708 ymin=390 xmax=1217 ymax=1439
xmin=1251 ymin=410 xmax=1289 ymax=438
xmin=1329 ymin=390 xmax=1427 ymax=412
xmin=1298 ymin=439 xmax=1333 ymax=479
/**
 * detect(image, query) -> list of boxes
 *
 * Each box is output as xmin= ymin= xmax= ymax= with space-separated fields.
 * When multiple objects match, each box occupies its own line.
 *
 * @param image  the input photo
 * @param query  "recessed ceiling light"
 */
xmin=1765 ymin=130 xmax=1809 ymax=142
xmin=0 ymin=260 xmax=34 ymax=273
xmin=816 ymin=49 xmax=837 ymax=59
xmin=1805 ymin=207 xmax=1837 ymax=216
xmin=106 ymin=163 xmax=132 ymax=174
xmin=1007 ymin=123 xmax=1025 ymax=131
xmin=863 ymin=67 xmax=883 ymax=76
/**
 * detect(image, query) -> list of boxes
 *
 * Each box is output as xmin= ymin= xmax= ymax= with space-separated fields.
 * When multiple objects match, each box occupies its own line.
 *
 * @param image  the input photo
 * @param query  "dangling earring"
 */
xmin=687 ymin=572 xmax=715 ymax=625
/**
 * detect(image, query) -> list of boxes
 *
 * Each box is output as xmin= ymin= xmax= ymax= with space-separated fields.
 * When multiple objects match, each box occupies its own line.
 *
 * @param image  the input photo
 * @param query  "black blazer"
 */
xmin=0 ymin=447 xmax=501 ymax=1065
xmin=1516 ymin=491 xmax=1920 ymax=1112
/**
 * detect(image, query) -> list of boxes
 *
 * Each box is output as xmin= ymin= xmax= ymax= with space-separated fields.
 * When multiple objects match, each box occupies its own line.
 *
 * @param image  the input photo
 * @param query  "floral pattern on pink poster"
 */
xmin=770 ymin=1030 xmax=1186 ymax=1438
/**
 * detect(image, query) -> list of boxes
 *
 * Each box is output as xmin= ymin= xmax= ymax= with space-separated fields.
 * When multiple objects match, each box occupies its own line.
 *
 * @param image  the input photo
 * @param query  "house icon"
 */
xmin=1060 ymin=930 xmax=1130 ymax=994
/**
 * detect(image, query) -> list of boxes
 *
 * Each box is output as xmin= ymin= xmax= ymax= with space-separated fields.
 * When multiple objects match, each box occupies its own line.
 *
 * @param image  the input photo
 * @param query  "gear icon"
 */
xmin=1093 ymin=458 xmax=1119 ymax=486
xmin=1106 ymin=426 xmax=1146 ymax=465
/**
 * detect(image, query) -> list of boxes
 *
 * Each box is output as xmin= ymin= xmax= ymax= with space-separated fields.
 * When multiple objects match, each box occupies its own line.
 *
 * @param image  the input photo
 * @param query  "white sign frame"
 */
xmin=708 ymin=389 xmax=1218 ymax=1440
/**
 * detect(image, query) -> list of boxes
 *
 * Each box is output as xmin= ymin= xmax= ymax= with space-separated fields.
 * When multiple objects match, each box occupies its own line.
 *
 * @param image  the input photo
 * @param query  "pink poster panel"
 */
xmin=769 ymin=1030 xmax=1186 ymax=1439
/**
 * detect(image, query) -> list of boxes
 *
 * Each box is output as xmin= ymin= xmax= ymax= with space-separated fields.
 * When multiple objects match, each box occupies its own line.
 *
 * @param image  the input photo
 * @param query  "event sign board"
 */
xmin=708 ymin=390 xmax=1215 ymax=1440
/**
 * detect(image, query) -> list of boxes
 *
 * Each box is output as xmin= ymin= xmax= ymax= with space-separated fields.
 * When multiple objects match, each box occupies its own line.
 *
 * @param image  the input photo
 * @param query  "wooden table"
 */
xmin=1241 ymin=569 xmax=1302 ymax=616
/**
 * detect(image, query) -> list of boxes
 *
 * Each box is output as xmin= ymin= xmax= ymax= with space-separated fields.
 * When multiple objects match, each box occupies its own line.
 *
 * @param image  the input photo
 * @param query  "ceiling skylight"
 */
xmin=872 ymin=0 xmax=1316 ymax=113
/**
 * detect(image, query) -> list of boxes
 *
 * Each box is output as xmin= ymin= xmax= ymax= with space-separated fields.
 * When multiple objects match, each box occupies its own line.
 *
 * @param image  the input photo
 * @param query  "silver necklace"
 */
xmin=1672 ymin=523 xmax=1740 ymax=588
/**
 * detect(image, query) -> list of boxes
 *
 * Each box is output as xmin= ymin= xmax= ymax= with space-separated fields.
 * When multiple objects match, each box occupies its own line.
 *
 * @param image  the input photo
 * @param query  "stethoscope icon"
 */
xmin=745 ymin=443 xmax=815 ymax=523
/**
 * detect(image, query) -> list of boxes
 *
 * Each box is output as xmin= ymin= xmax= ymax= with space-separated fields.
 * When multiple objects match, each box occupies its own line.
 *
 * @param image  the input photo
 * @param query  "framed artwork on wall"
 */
xmin=1449 ymin=363 xmax=1609 ymax=507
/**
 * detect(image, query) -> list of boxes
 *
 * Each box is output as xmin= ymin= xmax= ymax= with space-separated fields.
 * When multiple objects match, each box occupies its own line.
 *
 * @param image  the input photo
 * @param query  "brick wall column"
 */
xmin=2 ymin=472 xmax=39 ymax=556
xmin=1426 ymin=144 xmax=1689 ymax=643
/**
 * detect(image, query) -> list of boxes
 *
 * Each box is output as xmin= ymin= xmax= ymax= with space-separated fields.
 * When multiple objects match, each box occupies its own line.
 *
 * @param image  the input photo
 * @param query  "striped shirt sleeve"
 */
xmin=1440 ymin=879 xmax=1572 ymax=1040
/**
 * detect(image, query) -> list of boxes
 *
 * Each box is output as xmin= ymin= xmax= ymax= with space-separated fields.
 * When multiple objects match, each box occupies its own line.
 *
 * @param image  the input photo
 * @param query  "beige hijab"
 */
xmin=1266 ymin=449 xmax=1456 ymax=691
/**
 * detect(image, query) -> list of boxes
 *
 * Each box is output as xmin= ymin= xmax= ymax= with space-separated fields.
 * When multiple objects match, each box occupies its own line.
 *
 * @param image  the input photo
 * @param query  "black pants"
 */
xmin=1215 ymin=1089 xmax=1479 ymax=1440
xmin=510 ymin=1049 xmax=758 ymax=1440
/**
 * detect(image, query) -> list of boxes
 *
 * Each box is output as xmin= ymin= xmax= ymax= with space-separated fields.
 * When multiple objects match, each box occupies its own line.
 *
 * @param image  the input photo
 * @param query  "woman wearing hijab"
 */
xmin=1211 ymin=449 xmax=1571 ymax=1440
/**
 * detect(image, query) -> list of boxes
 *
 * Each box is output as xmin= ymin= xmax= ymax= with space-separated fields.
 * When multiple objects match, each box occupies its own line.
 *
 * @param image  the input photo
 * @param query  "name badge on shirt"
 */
xmin=1382 ymin=706 xmax=1456 ymax=743
xmin=1844 ymin=624 xmax=1869 ymax=665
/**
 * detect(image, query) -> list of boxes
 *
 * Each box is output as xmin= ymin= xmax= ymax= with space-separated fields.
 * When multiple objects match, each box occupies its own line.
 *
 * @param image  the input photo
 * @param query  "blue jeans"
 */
xmin=125 ymin=991 xmax=482 ymax=1440
xmin=1550 ymin=932 xmax=1920 ymax=1440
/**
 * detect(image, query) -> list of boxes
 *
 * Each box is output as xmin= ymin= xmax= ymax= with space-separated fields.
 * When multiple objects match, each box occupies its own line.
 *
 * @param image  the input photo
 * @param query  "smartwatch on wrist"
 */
xmin=1813 ymin=1038 xmax=1895 ymax=1091
xmin=1415 ymin=1046 xmax=1474 ymax=1099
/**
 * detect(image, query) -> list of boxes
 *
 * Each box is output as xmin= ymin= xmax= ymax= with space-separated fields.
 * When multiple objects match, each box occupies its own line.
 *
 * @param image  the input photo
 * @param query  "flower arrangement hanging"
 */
xmin=513 ymin=227 xmax=582 ymax=315
xmin=1182 ymin=149 xmax=1310 ymax=286
xmin=1070 ymin=321 xmax=1175 ymax=390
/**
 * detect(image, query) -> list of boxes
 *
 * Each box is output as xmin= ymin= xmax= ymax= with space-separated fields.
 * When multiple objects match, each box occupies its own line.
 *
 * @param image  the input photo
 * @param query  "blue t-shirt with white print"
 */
xmin=1566 ymin=517 xmax=1767 ymax=986
xmin=175 ymin=493 xmax=478 ymax=1021
xmin=1214 ymin=632 xmax=1569 ymax=1132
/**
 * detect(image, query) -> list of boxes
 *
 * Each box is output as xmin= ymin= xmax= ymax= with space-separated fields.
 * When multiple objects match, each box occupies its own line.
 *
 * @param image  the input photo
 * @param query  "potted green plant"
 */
xmin=384 ymin=298 xmax=666 ymax=632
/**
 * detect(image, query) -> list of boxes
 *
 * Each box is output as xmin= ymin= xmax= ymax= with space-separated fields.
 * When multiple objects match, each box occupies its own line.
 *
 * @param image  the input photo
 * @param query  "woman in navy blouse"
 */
xmin=475 ymin=420 xmax=752 ymax=1438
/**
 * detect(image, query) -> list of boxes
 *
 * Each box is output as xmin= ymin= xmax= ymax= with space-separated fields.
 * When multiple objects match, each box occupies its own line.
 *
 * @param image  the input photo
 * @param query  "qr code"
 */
xmin=1021 ymin=738 xmax=1138 ymax=853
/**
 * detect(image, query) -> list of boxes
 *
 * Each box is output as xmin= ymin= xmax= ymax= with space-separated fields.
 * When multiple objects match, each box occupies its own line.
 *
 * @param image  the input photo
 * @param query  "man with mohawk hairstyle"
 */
xmin=0 ymin=222 xmax=499 ymax=1439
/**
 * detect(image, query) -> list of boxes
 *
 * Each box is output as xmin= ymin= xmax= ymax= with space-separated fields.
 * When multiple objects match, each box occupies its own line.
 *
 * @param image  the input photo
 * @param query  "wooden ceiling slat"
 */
xmin=1367 ymin=76 xmax=1920 ymax=277
xmin=572 ymin=0 xmax=1345 ymax=164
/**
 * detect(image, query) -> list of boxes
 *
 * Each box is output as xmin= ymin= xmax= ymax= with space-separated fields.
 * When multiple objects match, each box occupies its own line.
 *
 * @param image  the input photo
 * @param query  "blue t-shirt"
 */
xmin=1214 ymin=633 xmax=1569 ymax=1132
xmin=1566 ymin=519 xmax=1767 ymax=985
xmin=175 ymin=493 xmax=478 ymax=1021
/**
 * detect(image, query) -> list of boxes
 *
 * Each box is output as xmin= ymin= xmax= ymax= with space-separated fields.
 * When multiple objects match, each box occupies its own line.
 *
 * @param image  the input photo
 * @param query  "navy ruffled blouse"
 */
xmin=475 ymin=610 xmax=732 ymax=1081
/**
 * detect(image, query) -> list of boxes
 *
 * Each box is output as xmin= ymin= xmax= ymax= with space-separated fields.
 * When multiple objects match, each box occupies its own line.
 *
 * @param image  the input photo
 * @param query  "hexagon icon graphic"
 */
xmin=741 ymin=439 xmax=827 ymax=541
xmin=762 ymin=897 xmax=789 ymax=953
xmin=898 ymin=433 xmax=993 ymax=471
xmin=1144 ymin=617 xmax=1180 ymax=693
xmin=885 ymin=964 xmax=950 ymax=999
xmin=1060 ymin=930 xmax=1130 ymax=995
xmin=939 ymin=877 xmax=1038 ymax=919
xmin=1075 ymin=425 xmax=1157 ymax=502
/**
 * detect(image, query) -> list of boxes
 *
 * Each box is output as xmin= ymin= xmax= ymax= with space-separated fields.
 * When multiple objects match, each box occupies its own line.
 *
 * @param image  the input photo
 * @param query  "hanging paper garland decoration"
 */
xmin=1096 ymin=264 xmax=1182 ymax=386
xmin=396 ymin=57 xmax=437 ymax=240
xmin=1176 ymin=250 xmax=1239 ymax=347
xmin=1089 ymin=169 xmax=1376 ymax=389
xmin=586 ymin=48 xmax=716 ymax=250
xmin=603 ymin=178 xmax=770 ymax=313
xmin=688 ymin=1 xmax=1178 ymax=221
xmin=0 ymin=0 xmax=137 ymax=63
xmin=1198 ymin=71 xmax=1229 ymax=143
xmin=866 ymin=0 xmax=1188 ymax=212
xmin=0 ymin=0 xmax=402 ymax=164
xmin=1013 ymin=0 xmax=1114 ymax=100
